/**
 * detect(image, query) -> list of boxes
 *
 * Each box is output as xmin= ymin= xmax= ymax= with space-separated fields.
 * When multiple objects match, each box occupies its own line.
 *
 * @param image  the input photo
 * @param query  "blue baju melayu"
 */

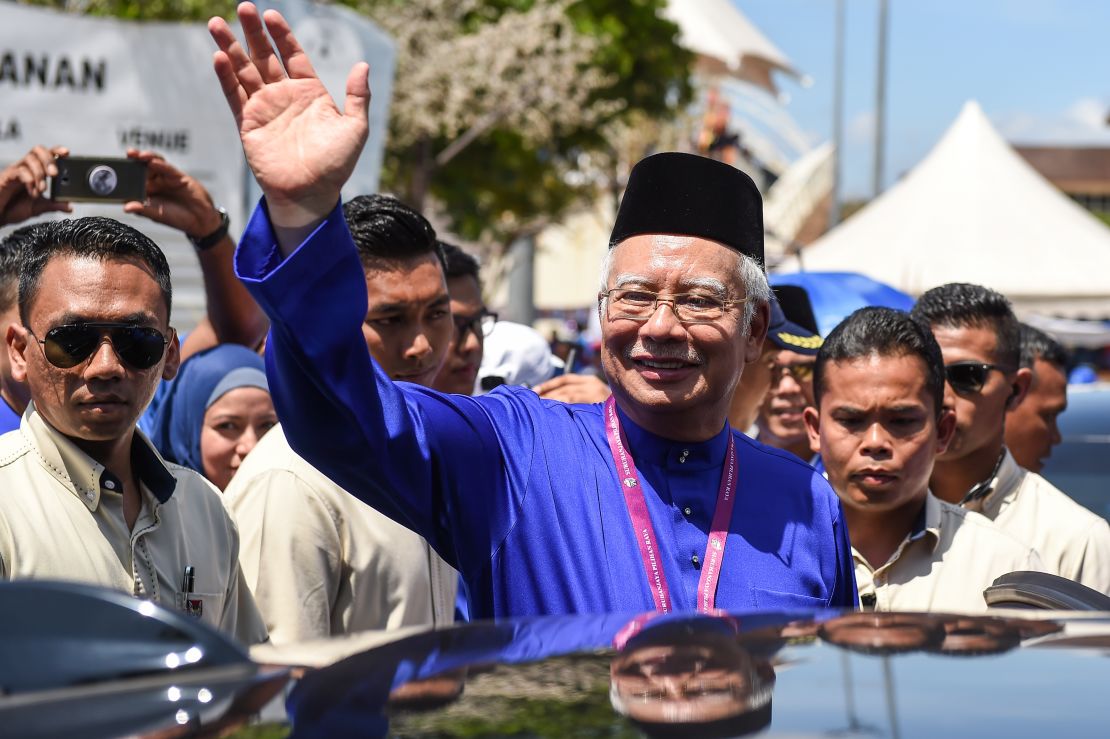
xmin=235 ymin=201 xmax=857 ymax=620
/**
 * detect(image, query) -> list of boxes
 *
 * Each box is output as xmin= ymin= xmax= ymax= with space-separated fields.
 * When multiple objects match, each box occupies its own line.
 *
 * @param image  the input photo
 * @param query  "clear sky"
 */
xmin=738 ymin=0 xmax=1110 ymax=198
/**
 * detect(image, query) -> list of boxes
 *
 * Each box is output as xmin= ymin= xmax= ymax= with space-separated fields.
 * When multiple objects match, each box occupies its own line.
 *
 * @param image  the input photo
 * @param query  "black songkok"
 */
xmin=609 ymin=152 xmax=764 ymax=266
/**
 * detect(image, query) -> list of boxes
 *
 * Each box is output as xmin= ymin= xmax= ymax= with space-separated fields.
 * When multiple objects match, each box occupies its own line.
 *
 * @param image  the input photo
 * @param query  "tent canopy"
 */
xmin=782 ymin=101 xmax=1110 ymax=319
xmin=663 ymin=0 xmax=800 ymax=96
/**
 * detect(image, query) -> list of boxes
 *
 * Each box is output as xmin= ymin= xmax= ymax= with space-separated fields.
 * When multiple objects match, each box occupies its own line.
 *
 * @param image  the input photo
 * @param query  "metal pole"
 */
xmin=873 ymin=0 xmax=890 ymax=197
xmin=506 ymin=234 xmax=537 ymax=326
xmin=829 ymin=0 xmax=845 ymax=227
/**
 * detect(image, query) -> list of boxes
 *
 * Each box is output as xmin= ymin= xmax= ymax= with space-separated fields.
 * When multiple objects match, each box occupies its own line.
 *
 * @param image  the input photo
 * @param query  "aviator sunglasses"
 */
xmin=944 ymin=361 xmax=1008 ymax=394
xmin=33 ymin=322 xmax=171 ymax=370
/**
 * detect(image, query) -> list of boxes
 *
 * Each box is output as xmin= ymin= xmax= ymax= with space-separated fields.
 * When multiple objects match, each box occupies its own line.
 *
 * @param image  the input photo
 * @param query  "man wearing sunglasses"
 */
xmin=211 ymin=5 xmax=854 ymax=618
xmin=755 ymin=286 xmax=823 ymax=460
xmin=225 ymin=194 xmax=458 ymax=644
xmin=0 ymin=217 xmax=267 ymax=644
xmin=805 ymin=308 xmax=1042 ymax=612
xmin=912 ymin=283 xmax=1110 ymax=594
xmin=433 ymin=242 xmax=495 ymax=395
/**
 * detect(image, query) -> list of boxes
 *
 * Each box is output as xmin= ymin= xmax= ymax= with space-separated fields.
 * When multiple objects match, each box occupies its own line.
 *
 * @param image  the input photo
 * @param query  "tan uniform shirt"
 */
xmin=967 ymin=449 xmax=1110 ymax=594
xmin=854 ymin=492 xmax=1044 ymax=613
xmin=0 ymin=405 xmax=267 ymax=645
xmin=225 ymin=425 xmax=457 ymax=645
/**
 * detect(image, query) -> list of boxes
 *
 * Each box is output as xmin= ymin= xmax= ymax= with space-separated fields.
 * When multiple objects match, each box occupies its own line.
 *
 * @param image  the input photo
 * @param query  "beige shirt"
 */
xmin=854 ymin=492 xmax=1044 ymax=613
xmin=225 ymin=425 xmax=457 ymax=645
xmin=0 ymin=405 xmax=267 ymax=645
xmin=967 ymin=449 xmax=1110 ymax=594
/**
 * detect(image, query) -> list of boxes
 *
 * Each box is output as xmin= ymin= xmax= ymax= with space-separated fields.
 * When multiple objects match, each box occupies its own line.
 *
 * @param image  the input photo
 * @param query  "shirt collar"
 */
xmin=914 ymin=491 xmax=944 ymax=552
xmin=959 ymin=448 xmax=1008 ymax=507
xmin=21 ymin=403 xmax=177 ymax=511
xmin=615 ymin=404 xmax=730 ymax=469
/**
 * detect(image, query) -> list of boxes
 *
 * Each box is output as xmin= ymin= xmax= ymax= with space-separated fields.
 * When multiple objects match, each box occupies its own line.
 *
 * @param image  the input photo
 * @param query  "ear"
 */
xmin=8 ymin=323 xmax=30 ymax=383
xmin=935 ymin=406 xmax=957 ymax=455
xmin=744 ymin=300 xmax=771 ymax=363
xmin=1006 ymin=367 xmax=1033 ymax=411
xmin=161 ymin=328 xmax=181 ymax=381
xmin=803 ymin=405 xmax=822 ymax=455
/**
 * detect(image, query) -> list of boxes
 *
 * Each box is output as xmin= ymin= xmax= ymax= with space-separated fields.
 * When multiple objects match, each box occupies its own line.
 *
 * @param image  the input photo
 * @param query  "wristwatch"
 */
xmin=188 ymin=207 xmax=230 ymax=252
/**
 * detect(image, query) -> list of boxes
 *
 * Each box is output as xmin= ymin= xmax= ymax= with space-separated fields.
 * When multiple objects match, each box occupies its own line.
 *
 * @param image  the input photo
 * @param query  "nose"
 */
xmin=458 ymin=324 xmax=482 ymax=357
xmin=234 ymin=427 xmax=261 ymax=464
xmin=1049 ymin=420 xmax=1062 ymax=447
xmin=860 ymin=422 xmax=892 ymax=456
xmin=639 ymin=301 xmax=687 ymax=343
xmin=404 ymin=330 xmax=434 ymax=361
xmin=83 ymin=338 xmax=125 ymax=380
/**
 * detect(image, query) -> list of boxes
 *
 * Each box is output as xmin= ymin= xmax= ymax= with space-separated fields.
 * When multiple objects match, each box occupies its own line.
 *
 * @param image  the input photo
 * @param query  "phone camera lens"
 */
xmin=88 ymin=165 xmax=118 ymax=196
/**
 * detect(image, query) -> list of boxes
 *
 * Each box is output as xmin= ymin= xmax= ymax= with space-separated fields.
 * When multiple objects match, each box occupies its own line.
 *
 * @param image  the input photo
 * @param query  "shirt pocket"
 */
xmin=750 ymin=587 xmax=828 ymax=611
xmin=175 ymin=590 xmax=227 ymax=630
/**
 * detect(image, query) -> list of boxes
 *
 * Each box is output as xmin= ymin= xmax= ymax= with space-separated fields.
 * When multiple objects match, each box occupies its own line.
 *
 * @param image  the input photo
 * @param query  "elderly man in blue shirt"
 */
xmin=207 ymin=3 xmax=856 ymax=619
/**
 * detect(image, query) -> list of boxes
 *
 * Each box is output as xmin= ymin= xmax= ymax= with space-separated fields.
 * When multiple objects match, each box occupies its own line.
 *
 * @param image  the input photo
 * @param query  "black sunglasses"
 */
xmin=944 ymin=361 xmax=1008 ymax=394
xmin=34 ymin=322 xmax=171 ymax=370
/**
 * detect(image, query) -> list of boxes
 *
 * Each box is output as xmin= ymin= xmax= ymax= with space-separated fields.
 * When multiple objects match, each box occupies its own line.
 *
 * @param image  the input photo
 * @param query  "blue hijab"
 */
xmin=148 ymin=344 xmax=269 ymax=476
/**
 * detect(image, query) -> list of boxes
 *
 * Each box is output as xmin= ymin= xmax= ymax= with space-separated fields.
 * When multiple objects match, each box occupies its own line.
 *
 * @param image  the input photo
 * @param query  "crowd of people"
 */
xmin=0 ymin=3 xmax=1107 ymax=657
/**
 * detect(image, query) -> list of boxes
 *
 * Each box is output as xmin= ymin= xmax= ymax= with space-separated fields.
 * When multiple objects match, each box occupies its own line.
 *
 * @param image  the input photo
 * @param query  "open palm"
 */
xmin=209 ymin=3 xmax=369 ymax=225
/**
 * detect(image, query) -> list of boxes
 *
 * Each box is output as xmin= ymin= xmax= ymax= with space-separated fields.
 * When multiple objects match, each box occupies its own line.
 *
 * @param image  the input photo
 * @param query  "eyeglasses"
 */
xmin=33 ymin=322 xmax=171 ymax=370
xmin=601 ymin=288 xmax=746 ymax=325
xmin=454 ymin=311 xmax=497 ymax=342
xmin=944 ymin=361 xmax=1008 ymax=394
xmin=770 ymin=361 xmax=815 ymax=384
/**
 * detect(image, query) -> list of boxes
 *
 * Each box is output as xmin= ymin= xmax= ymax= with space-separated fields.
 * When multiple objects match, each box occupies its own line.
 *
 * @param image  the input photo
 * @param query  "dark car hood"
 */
xmin=288 ymin=609 xmax=1110 ymax=738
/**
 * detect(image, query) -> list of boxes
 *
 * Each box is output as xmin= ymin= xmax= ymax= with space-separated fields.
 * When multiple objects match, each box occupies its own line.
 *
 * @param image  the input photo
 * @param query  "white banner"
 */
xmin=0 ymin=1 xmax=395 ymax=327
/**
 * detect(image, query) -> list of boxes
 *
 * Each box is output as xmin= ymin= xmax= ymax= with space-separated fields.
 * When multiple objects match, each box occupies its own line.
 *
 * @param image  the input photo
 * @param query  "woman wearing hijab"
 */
xmin=149 ymin=343 xmax=276 ymax=491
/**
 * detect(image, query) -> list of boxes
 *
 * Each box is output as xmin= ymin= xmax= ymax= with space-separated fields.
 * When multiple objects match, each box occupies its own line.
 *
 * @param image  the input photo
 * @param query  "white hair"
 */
xmin=599 ymin=242 xmax=771 ymax=333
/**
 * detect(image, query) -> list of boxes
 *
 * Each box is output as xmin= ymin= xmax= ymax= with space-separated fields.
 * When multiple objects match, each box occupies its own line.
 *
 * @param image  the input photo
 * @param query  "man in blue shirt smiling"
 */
xmin=209 ymin=3 xmax=856 ymax=619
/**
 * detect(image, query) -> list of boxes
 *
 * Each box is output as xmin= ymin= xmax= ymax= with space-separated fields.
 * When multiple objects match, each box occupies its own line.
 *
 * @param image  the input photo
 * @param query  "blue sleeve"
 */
xmin=831 ymin=496 xmax=859 ymax=609
xmin=234 ymin=200 xmax=537 ymax=578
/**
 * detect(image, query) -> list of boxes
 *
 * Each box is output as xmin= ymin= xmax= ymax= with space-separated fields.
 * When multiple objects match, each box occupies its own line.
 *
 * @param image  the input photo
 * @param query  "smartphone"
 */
xmin=50 ymin=156 xmax=147 ymax=203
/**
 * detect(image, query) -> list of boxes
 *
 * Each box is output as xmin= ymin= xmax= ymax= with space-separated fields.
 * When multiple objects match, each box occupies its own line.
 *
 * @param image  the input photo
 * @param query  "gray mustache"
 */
xmin=623 ymin=340 xmax=703 ymax=364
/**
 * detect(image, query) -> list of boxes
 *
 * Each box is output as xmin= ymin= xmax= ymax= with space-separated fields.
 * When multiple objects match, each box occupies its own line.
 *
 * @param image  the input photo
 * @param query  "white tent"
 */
xmin=663 ymin=0 xmax=801 ymax=96
xmin=783 ymin=101 xmax=1110 ymax=319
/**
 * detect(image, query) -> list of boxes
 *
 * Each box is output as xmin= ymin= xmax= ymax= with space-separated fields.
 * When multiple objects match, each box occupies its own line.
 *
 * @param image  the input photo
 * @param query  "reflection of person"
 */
xmin=1005 ymin=324 xmax=1069 ymax=473
xmin=610 ymin=618 xmax=775 ymax=738
xmin=805 ymin=308 xmax=1042 ymax=612
xmin=147 ymin=343 xmax=275 ymax=491
xmin=731 ymin=286 xmax=821 ymax=434
xmin=912 ymin=284 xmax=1110 ymax=594
xmin=209 ymin=4 xmax=855 ymax=618
xmin=0 ymin=218 xmax=266 ymax=644
xmin=225 ymin=194 xmax=457 ymax=644
xmin=755 ymin=287 xmax=822 ymax=460
xmin=818 ymin=612 xmax=947 ymax=655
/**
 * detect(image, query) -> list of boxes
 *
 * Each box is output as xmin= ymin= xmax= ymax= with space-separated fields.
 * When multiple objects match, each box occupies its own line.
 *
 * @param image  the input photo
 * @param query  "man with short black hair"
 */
xmin=912 ymin=283 xmax=1110 ymax=593
xmin=1006 ymin=324 xmax=1069 ymax=473
xmin=433 ymin=241 xmax=493 ymax=395
xmin=225 ymin=194 xmax=458 ymax=643
xmin=0 ymin=217 xmax=266 ymax=643
xmin=805 ymin=307 xmax=1041 ymax=611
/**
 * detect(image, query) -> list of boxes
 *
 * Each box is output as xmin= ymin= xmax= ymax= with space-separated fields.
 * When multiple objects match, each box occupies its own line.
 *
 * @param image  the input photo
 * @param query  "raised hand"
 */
xmin=208 ymin=2 xmax=370 ymax=231
xmin=122 ymin=149 xmax=223 ymax=238
xmin=0 ymin=145 xmax=72 ymax=226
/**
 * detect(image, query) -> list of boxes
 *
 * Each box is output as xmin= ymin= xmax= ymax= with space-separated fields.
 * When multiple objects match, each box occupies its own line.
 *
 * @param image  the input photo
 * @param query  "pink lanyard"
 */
xmin=603 ymin=397 xmax=738 ymax=614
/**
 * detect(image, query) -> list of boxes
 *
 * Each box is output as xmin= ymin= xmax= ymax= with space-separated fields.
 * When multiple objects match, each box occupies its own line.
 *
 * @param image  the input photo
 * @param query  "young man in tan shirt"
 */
xmin=805 ymin=307 xmax=1041 ymax=612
